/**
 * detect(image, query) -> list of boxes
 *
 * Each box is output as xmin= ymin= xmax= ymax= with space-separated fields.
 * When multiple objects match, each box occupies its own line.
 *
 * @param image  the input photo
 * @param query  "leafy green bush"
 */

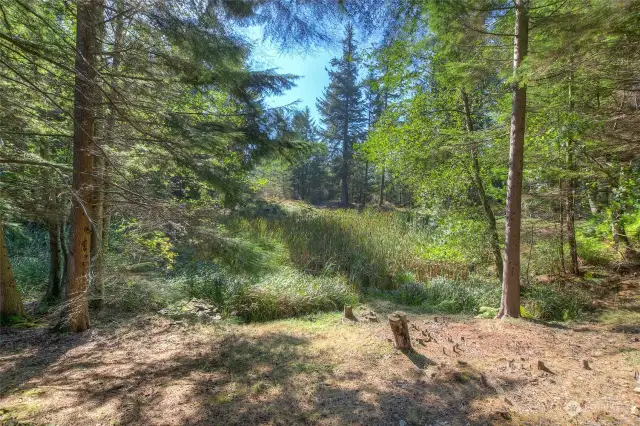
xmin=576 ymin=231 xmax=616 ymax=266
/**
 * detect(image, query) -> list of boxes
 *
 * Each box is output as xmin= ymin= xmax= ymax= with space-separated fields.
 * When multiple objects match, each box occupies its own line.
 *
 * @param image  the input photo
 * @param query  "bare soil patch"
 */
xmin=1 ymin=305 xmax=639 ymax=426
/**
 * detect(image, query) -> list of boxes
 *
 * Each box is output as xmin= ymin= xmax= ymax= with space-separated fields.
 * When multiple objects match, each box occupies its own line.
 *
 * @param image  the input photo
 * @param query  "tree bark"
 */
xmin=499 ymin=0 xmax=529 ymax=319
xmin=461 ymin=90 xmax=503 ymax=280
xmin=59 ymin=219 xmax=69 ymax=289
xmin=341 ymin=130 xmax=350 ymax=207
xmin=566 ymin=74 xmax=579 ymax=275
xmin=559 ymin=181 xmax=566 ymax=274
xmin=64 ymin=0 xmax=103 ymax=332
xmin=0 ymin=220 xmax=24 ymax=321
xmin=388 ymin=311 xmax=412 ymax=350
xmin=379 ymin=167 xmax=385 ymax=207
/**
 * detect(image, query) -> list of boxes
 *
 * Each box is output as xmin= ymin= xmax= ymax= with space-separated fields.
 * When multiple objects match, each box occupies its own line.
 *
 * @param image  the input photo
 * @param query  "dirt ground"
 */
xmin=1 ymin=299 xmax=639 ymax=426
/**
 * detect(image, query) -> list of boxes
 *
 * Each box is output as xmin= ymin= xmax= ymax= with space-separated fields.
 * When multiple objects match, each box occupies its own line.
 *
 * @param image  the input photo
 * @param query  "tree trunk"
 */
xmin=461 ymin=90 xmax=503 ymax=280
xmin=587 ymin=184 xmax=600 ymax=215
xmin=341 ymin=138 xmax=350 ymax=206
xmin=379 ymin=168 xmax=385 ymax=207
xmin=0 ymin=220 xmax=24 ymax=321
xmin=45 ymin=220 xmax=62 ymax=303
xmin=360 ymin=161 xmax=369 ymax=205
xmin=559 ymin=181 xmax=566 ymax=274
xmin=344 ymin=305 xmax=355 ymax=320
xmin=566 ymin=75 xmax=579 ymax=275
xmin=63 ymin=0 xmax=102 ymax=332
xmin=499 ymin=0 xmax=529 ymax=319
xmin=388 ymin=311 xmax=412 ymax=350
xmin=98 ymin=0 xmax=122 ymax=291
xmin=612 ymin=209 xmax=631 ymax=254
xmin=40 ymin=144 xmax=62 ymax=303
xmin=60 ymin=219 xmax=69 ymax=289
xmin=565 ymin=175 xmax=579 ymax=274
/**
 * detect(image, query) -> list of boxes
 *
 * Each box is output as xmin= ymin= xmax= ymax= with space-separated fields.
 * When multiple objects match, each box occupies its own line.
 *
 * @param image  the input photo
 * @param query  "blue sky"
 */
xmin=247 ymin=28 xmax=341 ymax=122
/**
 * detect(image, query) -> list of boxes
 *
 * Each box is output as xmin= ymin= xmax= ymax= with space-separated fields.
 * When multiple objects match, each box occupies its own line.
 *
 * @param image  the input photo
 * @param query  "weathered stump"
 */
xmin=344 ymin=305 xmax=355 ymax=320
xmin=388 ymin=311 xmax=412 ymax=349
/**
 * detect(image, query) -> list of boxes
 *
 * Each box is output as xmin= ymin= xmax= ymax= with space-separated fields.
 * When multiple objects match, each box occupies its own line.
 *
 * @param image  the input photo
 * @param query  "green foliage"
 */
xmin=230 ymin=269 xmax=358 ymax=322
xmin=5 ymin=225 xmax=48 ymax=300
xmin=476 ymin=306 xmax=498 ymax=319
xmin=521 ymin=284 xmax=592 ymax=321
xmin=113 ymin=220 xmax=177 ymax=271
xmin=575 ymin=231 xmax=616 ymax=266
xmin=371 ymin=277 xmax=501 ymax=314
xmin=237 ymin=207 xmax=480 ymax=290
xmin=104 ymin=276 xmax=174 ymax=312
xmin=168 ymin=262 xmax=248 ymax=308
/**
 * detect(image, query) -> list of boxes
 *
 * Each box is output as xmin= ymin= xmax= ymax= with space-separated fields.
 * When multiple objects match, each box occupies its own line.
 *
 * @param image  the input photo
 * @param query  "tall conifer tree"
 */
xmin=317 ymin=24 xmax=366 ymax=206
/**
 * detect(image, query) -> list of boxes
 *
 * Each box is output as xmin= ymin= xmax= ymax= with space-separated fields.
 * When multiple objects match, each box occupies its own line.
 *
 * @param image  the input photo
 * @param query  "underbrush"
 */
xmin=5 ymin=204 xmax=616 ymax=323
xmin=367 ymin=277 xmax=592 ymax=321
xmin=103 ymin=247 xmax=358 ymax=322
xmin=521 ymin=284 xmax=592 ymax=321
xmin=5 ymin=224 xmax=49 ymax=300
xmin=230 ymin=269 xmax=357 ymax=321
xmin=369 ymin=277 xmax=501 ymax=314
xmin=232 ymin=208 xmax=493 ymax=289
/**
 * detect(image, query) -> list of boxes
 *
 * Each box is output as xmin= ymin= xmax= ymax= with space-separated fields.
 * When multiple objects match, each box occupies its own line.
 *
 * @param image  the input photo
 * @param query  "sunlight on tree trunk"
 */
xmin=566 ymin=74 xmax=579 ymax=275
xmin=64 ymin=0 xmax=103 ymax=332
xmin=499 ymin=0 xmax=529 ymax=319
xmin=0 ymin=220 xmax=24 ymax=321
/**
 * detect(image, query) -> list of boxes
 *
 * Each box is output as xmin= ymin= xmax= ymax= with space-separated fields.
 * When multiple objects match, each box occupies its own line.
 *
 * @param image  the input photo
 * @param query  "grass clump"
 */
xmin=230 ymin=269 xmax=357 ymax=322
xmin=521 ymin=284 xmax=592 ymax=321
xmin=370 ymin=277 xmax=501 ymax=315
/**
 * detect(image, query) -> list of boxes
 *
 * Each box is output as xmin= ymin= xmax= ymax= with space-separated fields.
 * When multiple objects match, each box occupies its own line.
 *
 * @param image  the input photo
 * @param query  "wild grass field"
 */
xmin=6 ymin=201 xmax=635 ymax=323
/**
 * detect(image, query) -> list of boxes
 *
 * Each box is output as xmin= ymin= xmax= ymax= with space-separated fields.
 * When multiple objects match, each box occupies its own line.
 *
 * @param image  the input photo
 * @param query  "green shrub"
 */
xmin=11 ymin=256 xmax=48 ymax=299
xmin=576 ymin=232 xmax=616 ymax=266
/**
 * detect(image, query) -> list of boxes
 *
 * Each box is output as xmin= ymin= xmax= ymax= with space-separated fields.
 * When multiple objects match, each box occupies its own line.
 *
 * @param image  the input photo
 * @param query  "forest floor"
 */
xmin=1 ymin=276 xmax=640 ymax=426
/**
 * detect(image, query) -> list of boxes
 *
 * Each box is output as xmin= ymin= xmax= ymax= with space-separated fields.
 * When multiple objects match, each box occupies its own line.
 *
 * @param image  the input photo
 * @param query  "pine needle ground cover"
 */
xmin=1 ymin=309 xmax=639 ymax=425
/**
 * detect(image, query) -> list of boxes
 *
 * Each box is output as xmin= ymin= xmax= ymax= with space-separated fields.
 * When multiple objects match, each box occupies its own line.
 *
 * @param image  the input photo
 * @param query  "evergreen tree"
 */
xmin=317 ymin=24 xmax=366 ymax=206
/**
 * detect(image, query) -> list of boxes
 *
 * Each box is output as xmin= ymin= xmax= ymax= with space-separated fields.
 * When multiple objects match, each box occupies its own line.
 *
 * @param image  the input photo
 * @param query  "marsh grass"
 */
xmin=232 ymin=208 xmax=482 ymax=290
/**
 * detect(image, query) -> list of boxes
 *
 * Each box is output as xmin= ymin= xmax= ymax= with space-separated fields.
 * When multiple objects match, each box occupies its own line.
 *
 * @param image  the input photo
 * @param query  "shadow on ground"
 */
xmin=0 ymin=318 xmax=531 ymax=426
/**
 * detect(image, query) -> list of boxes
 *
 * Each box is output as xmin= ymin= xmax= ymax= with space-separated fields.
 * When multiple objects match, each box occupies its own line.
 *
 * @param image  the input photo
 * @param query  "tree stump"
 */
xmin=344 ymin=305 xmax=355 ymax=320
xmin=388 ymin=311 xmax=412 ymax=349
